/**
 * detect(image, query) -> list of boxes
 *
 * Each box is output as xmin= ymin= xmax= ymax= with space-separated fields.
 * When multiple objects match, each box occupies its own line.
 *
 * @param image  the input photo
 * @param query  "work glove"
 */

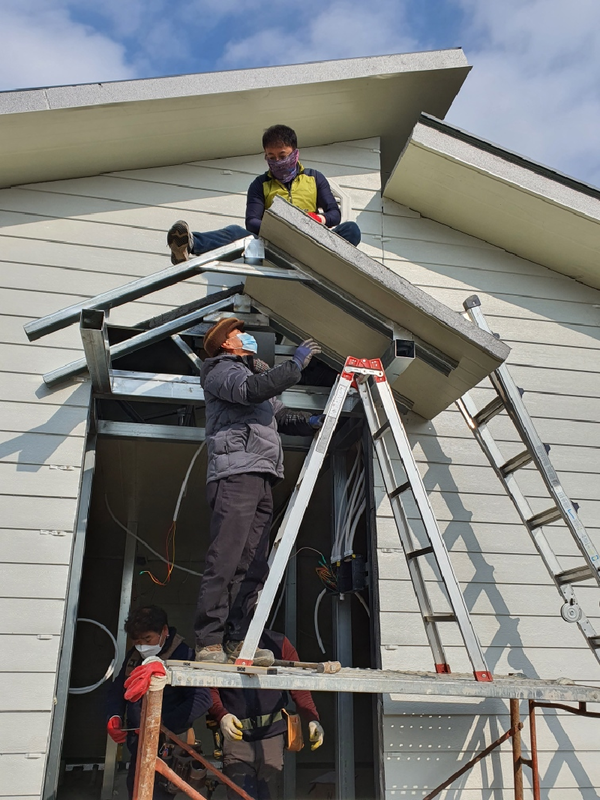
xmin=107 ymin=716 xmax=127 ymax=744
xmin=124 ymin=661 xmax=166 ymax=702
xmin=293 ymin=339 xmax=321 ymax=370
xmin=220 ymin=713 xmax=244 ymax=742
xmin=309 ymin=414 xmax=325 ymax=430
xmin=307 ymin=212 xmax=325 ymax=224
xmin=309 ymin=720 xmax=324 ymax=750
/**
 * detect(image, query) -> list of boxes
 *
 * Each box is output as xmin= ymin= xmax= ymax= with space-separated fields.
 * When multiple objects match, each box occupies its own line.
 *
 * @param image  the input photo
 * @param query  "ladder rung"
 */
xmin=373 ymin=420 xmax=390 ymax=440
xmin=473 ymin=396 xmax=505 ymax=427
xmin=500 ymin=449 xmax=533 ymax=476
xmin=556 ymin=566 xmax=595 ymax=585
xmin=406 ymin=545 xmax=434 ymax=561
xmin=423 ymin=613 xmax=457 ymax=623
xmin=527 ymin=507 xmax=562 ymax=529
xmin=389 ymin=481 xmax=410 ymax=500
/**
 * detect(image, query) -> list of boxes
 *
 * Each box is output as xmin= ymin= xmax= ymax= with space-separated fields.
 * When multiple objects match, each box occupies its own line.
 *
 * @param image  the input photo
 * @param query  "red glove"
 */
xmin=107 ymin=716 xmax=127 ymax=744
xmin=307 ymin=212 xmax=324 ymax=223
xmin=124 ymin=661 xmax=166 ymax=702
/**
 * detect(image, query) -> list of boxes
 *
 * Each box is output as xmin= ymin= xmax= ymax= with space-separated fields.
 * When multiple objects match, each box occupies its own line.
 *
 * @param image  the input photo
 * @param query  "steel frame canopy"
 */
xmin=247 ymin=198 xmax=510 ymax=419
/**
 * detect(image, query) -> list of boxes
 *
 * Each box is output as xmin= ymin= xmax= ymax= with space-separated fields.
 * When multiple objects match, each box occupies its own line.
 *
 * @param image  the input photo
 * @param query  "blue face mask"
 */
xmin=238 ymin=332 xmax=258 ymax=354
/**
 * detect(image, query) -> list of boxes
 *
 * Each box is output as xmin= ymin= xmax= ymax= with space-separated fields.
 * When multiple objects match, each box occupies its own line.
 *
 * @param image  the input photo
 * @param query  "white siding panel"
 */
xmin=0 ymin=531 xmax=73 ymax=565
xmin=0 ymin=599 xmax=65 ymax=635
xmin=0 ymin=373 xmax=89 ymax=407
xmin=0 ymin=494 xmax=77 ymax=530
xmin=0 ymin=431 xmax=85 ymax=469
xmin=0 ymin=636 xmax=60 ymax=672
xmin=0 ymin=675 xmax=55 ymax=711
xmin=0 ymin=564 xmax=70 ymax=600
xmin=0 ymin=462 xmax=80 ymax=498
xmin=0 ymin=713 xmax=52 ymax=753
xmin=0 ymin=755 xmax=45 ymax=796
xmin=0 ymin=399 xmax=87 ymax=437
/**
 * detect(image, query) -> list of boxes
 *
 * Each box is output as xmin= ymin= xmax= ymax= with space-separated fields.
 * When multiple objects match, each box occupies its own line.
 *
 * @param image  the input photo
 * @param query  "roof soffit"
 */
xmin=385 ymin=117 xmax=600 ymax=290
xmin=0 ymin=51 xmax=470 ymax=189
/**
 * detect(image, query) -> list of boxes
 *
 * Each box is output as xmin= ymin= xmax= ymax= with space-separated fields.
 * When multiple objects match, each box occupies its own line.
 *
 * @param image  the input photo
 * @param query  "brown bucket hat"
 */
xmin=203 ymin=317 xmax=245 ymax=358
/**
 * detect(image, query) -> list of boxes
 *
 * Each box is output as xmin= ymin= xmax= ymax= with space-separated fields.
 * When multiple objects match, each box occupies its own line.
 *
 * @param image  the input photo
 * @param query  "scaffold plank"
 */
xmin=165 ymin=663 xmax=600 ymax=703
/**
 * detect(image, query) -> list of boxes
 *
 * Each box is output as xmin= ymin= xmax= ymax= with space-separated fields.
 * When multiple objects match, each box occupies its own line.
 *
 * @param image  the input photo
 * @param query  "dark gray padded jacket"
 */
xmin=201 ymin=354 xmax=315 ymax=483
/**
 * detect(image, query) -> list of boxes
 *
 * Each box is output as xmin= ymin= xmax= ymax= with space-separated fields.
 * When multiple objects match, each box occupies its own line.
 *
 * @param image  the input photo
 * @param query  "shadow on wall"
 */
xmin=401 ymin=423 xmax=595 ymax=794
xmin=0 ymin=381 xmax=89 ymax=472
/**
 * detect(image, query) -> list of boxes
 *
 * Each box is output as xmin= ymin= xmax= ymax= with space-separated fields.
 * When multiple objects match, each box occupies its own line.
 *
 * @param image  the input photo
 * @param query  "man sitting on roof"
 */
xmin=166 ymin=123 xmax=361 ymax=264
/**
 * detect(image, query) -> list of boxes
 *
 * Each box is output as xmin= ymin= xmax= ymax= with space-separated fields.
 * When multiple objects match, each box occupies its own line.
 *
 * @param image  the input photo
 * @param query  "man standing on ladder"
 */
xmin=195 ymin=317 xmax=322 ymax=664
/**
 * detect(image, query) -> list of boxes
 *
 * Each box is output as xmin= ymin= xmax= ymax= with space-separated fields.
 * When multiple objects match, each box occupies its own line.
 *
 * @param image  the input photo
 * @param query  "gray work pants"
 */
xmin=222 ymin=734 xmax=285 ymax=800
xmin=194 ymin=473 xmax=273 ymax=647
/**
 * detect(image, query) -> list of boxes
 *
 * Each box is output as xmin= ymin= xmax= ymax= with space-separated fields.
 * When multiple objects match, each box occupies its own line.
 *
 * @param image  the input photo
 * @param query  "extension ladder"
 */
xmin=456 ymin=295 xmax=600 ymax=663
xmin=236 ymin=357 xmax=493 ymax=681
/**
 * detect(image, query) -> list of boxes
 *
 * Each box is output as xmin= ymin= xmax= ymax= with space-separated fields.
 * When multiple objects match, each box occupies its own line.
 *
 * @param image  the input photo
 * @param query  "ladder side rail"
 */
xmin=357 ymin=381 xmax=450 ymax=670
xmin=236 ymin=374 xmax=354 ymax=665
xmin=465 ymin=301 xmax=600 ymax=585
xmin=371 ymin=378 xmax=493 ymax=679
xmin=457 ymin=393 xmax=600 ymax=663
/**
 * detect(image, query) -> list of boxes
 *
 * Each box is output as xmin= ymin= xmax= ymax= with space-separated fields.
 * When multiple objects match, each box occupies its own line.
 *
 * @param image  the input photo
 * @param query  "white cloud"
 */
xmin=448 ymin=0 xmax=600 ymax=186
xmin=220 ymin=0 xmax=417 ymax=68
xmin=0 ymin=0 xmax=137 ymax=91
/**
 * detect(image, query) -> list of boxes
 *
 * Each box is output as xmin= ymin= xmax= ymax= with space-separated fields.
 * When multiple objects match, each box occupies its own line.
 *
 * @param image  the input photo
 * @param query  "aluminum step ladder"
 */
xmin=456 ymin=295 xmax=600 ymax=664
xmin=236 ymin=356 xmax=493 ymax=681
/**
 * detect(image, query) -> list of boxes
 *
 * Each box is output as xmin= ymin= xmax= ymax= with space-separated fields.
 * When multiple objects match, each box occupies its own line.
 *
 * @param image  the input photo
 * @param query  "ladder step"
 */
xmin=406 ymin=545 xmax=434 ymax=561
xmin=473 ymin=396 xmax=505 ymax=427
xmin=588 ymin=636 xmax=600 ymax=648
xmin=373 ymin=420 xmax=390 ymax=440
xmin=527 ymin=506 xmax=562 ymax=529
xmin=423 ymin=613 xmax=457 ymax=623
xmin=389 ymin=481 xmax=410 ymax=500
xmin=500 ymin=449 xmax=533 ymax=476
xmin=556 ymin=566 xmax=595 ymax=585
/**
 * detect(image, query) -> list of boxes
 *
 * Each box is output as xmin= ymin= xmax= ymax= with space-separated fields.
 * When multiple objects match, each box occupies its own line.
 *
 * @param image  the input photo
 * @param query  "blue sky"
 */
xmin=2 ymin=0 xmax=600 ymax=186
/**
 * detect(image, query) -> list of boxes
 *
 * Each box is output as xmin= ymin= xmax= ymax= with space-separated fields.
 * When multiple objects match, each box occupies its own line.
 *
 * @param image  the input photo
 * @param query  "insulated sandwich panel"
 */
xmin=247 ymin=198 xmax=509 ymax=419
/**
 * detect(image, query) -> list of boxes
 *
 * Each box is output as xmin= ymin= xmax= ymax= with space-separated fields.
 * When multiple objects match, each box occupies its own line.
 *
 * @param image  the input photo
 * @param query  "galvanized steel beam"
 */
xmin=80 ymin=309 xmax=111 ymax=393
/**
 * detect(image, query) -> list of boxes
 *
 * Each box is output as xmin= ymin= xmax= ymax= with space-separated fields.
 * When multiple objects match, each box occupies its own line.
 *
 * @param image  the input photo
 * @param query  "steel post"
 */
xmin=510 ymin=699 xmax=524 ymax=800
xmin=332 ymin=452 xmax=355 ymax=800
xmin=101 ymin=491 xmax=138 ymax=799
xmin=283 ymin=556 xmax=297 ymax=800
xmin=133 ymin=683 xmax=165 ymax=800
xmin=80 ymin=309 xmax=111 ymax=393
xmin=42 ymin=432 xmax=96 ymax=800
xmin=528 ymin=701 xmax=541 ymax=800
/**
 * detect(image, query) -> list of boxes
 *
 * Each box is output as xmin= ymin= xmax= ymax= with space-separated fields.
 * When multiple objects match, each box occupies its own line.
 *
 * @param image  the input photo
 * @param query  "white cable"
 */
xmin=314 ymin=588 xmax=327 ymax=654
xmin=345 ymin=497 xmax=366 ymax=556
xmin=105 ymin=495 xmax=203 ymax=577
xmin=68 ymin=618 xmax=118 ymax=694
xmin=355 ymin=592 xmax=371 ymax=618
xmin=173 ymin=443 xmax=205 ymax=522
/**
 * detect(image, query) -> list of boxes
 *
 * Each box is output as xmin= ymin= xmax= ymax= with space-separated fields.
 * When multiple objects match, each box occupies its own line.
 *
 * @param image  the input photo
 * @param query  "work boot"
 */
xmin=225 ymin=640 xmax=275 ymax=667
xmin=167 ymin=220 xmax=194 ymax=265
xmin=195 ymin=643 xmax=227 ymax=663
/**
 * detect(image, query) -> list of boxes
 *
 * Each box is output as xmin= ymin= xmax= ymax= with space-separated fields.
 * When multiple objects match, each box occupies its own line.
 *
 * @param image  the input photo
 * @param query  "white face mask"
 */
xmin=135 ymin=630 xmax=166 ymax=658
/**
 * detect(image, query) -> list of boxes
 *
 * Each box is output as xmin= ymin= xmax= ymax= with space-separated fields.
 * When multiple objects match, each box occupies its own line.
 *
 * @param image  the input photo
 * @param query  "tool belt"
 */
xmin=237 ymin=711 xmax=283 ymax=730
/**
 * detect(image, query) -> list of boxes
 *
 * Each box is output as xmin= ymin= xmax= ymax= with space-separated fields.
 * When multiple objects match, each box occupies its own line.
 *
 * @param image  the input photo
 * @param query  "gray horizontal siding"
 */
xmin=377 ymin=194 xmax=600 ymax=796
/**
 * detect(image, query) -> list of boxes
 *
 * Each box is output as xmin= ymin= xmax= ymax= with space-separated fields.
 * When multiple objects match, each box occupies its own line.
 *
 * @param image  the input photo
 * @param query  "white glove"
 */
xmin=309 ymin=720 xmax=324 ymax=750
xmin=220 ymin=713 xmax=243 ymax=742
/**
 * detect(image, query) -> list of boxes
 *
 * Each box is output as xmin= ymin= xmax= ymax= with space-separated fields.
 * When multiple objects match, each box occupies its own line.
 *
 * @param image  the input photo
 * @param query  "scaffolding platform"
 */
xmin=166 ymin=662 xmax=600 ymax=703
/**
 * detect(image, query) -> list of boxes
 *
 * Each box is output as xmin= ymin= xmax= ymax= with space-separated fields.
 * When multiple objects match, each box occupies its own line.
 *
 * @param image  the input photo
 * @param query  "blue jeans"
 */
xmin=190 ymin=221 xmax=361 ymax=256
xmin=190 ymin=225 xmax=250 ymax=256
xmin=332 ymin=220 xmax=361 ymax=245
